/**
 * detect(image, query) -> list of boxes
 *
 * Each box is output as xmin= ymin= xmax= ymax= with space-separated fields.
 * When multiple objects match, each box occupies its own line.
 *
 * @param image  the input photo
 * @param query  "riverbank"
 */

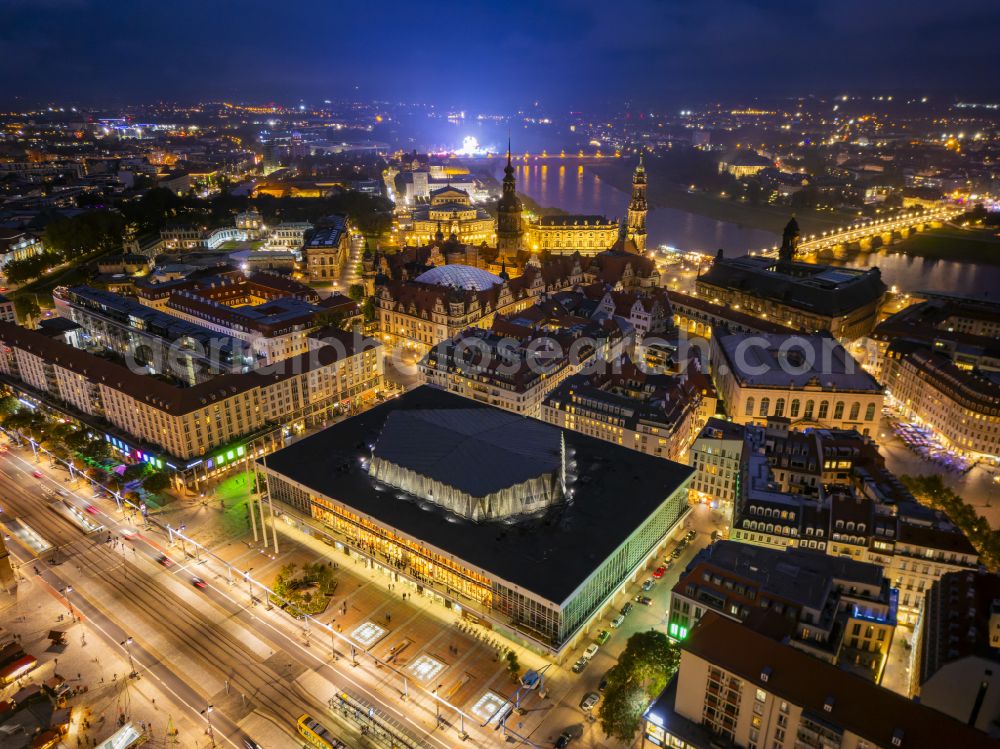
xmin=590 ymin=162 xmax=850 ymax=238
xmin=883 ymin=226 xmax=1000 ymax=266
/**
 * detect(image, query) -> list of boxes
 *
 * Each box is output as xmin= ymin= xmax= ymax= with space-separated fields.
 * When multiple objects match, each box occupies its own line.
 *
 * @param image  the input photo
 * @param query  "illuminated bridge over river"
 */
xmin=755 ymin=205 xmax=964 ymax=259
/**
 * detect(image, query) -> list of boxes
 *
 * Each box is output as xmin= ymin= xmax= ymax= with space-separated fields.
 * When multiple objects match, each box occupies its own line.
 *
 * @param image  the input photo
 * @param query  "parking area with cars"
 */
xmin=546 ymin=509 xmax=720 ymax=746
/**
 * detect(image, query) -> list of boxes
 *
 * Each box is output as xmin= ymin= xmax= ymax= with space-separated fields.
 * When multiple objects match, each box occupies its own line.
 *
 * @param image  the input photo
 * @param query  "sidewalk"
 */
xmin=1 ymin=567 xmax=203 ymax=749
xmin=140 ymin=469 xmax=579 ymax=745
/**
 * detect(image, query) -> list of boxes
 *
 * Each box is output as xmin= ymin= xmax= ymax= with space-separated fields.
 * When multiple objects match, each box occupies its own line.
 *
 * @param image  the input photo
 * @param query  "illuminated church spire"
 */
xmin=626 ymin=152 xmax=648 ymax=253
xmin=496 ymin=138 xmax=523 ymax=255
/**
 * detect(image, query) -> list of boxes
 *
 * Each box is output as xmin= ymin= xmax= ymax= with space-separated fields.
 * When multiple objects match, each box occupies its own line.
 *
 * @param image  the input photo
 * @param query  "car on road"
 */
xmin=598 ymin=673 xmax=610 ymax=692
xmin=595 ymin=629 xmax=611 ymax=645
xmin=670 ymin=547 xmax=682 ymax=559
xmin=120 ymin=527 xmax=138 ymax=539
xmin=242 ymin=739 xmax=262 ymax=749
xmin=156 ymin=554 xmax=173 ymax=567
xmin=635 ymin=595 xmax=653 ymax=606
xmin=83 ymin=505 xmax=99 ymax=515
xmin=583 ymin=643 xmax=599 ymax=660
xmin=571 ymin=657 xmax=589 ymax=673
xmin=620 ymin=601 xmax=634 ymax=616
xmin=664 ymin=560 xmax=675 ymax=571
xmin=642 ymin=579 xmax=655 ymax=591
xmin=580 ymin=692 xmax=600 ymax=711
xmin=555 ymin=730 xmax=574 ymax=748
xmin=685 ymin=529 xmax=697 ymax=542
xmin=610 ymin=614 xmax=625 ymax=629
xmin=56 ymin=489 xmax=69 ymax=497
xmin=32 ymin=470 xmax=43 ymax=479
xmin=652 ymin=566 xmax=666 ymax=579
xmin=711 ymin=529 xmax=721 ymax=541
xmin=191 ymin=577 xmax=206 ymax=589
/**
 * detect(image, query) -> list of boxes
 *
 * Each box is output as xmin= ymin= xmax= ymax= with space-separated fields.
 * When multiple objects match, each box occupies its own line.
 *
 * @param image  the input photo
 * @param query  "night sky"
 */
xmin=2 ymin=0 xmax=999 ymax=108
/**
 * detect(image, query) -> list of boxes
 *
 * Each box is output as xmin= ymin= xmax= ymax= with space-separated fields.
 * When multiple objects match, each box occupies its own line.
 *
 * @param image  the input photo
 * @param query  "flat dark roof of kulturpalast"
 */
xmin=261 ymin=386 xmax=693 ymax=605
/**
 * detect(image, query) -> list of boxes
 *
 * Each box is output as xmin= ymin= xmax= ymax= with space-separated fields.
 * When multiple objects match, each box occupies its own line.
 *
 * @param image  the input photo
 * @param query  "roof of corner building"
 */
xmin=259 ymin=386 xmax=694 ymax=604
xmin=698 ymin=255 xmax=886 ymax=317
xmin=713 ymin=332 xmax=882 ymax=391
xmin=683 ymin=612 xmax=997 ymax=749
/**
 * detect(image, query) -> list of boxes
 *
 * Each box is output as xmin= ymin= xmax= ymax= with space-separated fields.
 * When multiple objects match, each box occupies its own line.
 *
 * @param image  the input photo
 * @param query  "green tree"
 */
xmin=347 ymin=284 xmax=365 ymax=301
xmin=0 ymin=395 xmax=18 ymax=417
xmin=598 ymin=630 xmax=680 ymax=743
xmin=505 ymin=650 xmax=521 ymax=682
xmin=361 ymin=296 xmax=376 ymax=324
xmin=141 ymin=470 xmax=172 ymax=494
xmin=314 ymin=310 xmax=349 ymax=331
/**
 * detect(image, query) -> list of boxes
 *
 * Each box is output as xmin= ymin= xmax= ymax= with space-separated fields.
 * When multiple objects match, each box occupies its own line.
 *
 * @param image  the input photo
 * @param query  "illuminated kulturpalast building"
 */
xmin=257 ymin=386 xmax=693 ymax=657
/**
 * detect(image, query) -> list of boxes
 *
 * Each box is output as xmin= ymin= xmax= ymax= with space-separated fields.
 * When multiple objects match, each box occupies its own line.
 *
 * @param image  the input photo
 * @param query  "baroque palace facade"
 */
xmin=498 ymin=145 xmax=648 ymax=258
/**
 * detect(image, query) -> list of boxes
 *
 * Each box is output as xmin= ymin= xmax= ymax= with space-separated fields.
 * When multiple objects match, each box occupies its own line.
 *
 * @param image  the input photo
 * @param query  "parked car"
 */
xmin=711 ymin=530 xmax=721 ymax=541
xmin=555 ymin=730 xmax=574 ymax=748
xmin=652 ymin=566 xmax=666 ymax=579
xmin=583 ymin=643 xmax=599 ymax=660
xmin=642 ymin=579 xmax=655 ymax=591
xmin=685 ymin=529 xmax=697 ymax=542
xmin=635 ymin=595 xmax=653 ymax=606
xmin=620 ymin=602 xmax=634 ymax=616
xmin=670 ymin=548 xmax=682 ymax=559
xmin=571 ymin=657 xmax=589 ymax=673
xmin=580 ymin=692 xmax=600 ymax=711
xmin=595 ymin=629 xmax=611 ymax=645
xmin=610 ymin=614 xmax=625 ymax=629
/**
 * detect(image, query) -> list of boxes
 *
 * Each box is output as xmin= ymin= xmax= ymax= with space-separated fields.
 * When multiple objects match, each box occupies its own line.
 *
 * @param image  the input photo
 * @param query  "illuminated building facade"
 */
xmin=0 ymin=320 xmax=382 ymax=487
xmin=524 ymin=214 xmax=620 ymax=255
xmin=407 ymin=186 xmax=494 ymax=247
xmin=640 ymin=612 xmax=994 ymax=749
xmin=667 ymin=541 xmax=897 ymax=683
xmin=699 ymin=419 xmax=980 ymax=626
xmin=696 ymin=221 xmax=886 ymax=340
xmin=496 ymin=144 xmax=524 ymax=254
xmin=869 ymin=297 xmax=1000 ymax=459
xmin=257 ymin=386 xmax=693 ymax=657
xmin=710 ymin=332 xmax=884 ymax=436
xmin=626 ymin=156 xmax=648 ymax=252
xmin=541 ymin=359 xmax=716 ymax=463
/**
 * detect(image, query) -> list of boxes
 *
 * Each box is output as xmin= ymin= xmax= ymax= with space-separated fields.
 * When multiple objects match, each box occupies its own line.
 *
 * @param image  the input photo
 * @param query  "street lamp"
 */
xmin=201 ymin=705 xmax=216 ymax=747
xmin=61 ymin=586 xmax=76 ymax=622
xmin=121 ymin=636 xmax=138 ymax=679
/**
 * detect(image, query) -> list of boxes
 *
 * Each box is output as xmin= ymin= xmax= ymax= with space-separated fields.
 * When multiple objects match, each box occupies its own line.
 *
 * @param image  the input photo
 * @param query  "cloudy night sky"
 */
xmin=2 ymin=0 xmax=999 ymax=108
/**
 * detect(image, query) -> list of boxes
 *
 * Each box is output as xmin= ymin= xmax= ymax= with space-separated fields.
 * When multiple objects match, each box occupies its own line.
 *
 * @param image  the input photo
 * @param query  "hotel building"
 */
xmin=693 ymin=419 xmax=979 ymax=626
xmin=0 ymin=321 xmax=382 ymax=487
xmin=641 ymin=611 xmax=994 ymax=749
xmin=668 ymin=541 xmax=897 ymax=683
xmin=420 ymin=309 xmax=627 ymax=418
xmin=541 ymin=359 xmax=716 ymax=463
xmin=869 ymin=298 xmax=1000 ymax=460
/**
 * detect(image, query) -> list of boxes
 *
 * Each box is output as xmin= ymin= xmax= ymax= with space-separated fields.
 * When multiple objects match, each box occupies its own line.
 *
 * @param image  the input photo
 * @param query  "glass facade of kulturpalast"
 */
xmin=260 ymin=468 xmax=690 ymax=655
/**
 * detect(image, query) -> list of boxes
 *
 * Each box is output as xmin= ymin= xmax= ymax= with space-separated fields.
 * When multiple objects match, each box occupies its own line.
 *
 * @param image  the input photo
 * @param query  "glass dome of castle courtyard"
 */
xmin=414 ymin=264 xmax=503 ymax=291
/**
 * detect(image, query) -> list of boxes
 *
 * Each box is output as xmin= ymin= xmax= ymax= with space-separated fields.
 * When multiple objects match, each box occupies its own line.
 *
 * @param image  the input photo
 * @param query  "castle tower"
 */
xmin=779 ymin=216 xmax=800 ymax=264
xmin=626 ymin=154 xmax=648 ymax=253
xmin=496 ymin=140 xmax=524 ymax=255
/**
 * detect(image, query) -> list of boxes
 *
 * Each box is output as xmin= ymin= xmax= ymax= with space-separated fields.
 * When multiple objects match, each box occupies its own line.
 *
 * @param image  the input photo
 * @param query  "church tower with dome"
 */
xmin=496 ymin=140 xmax=524 ymax=256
